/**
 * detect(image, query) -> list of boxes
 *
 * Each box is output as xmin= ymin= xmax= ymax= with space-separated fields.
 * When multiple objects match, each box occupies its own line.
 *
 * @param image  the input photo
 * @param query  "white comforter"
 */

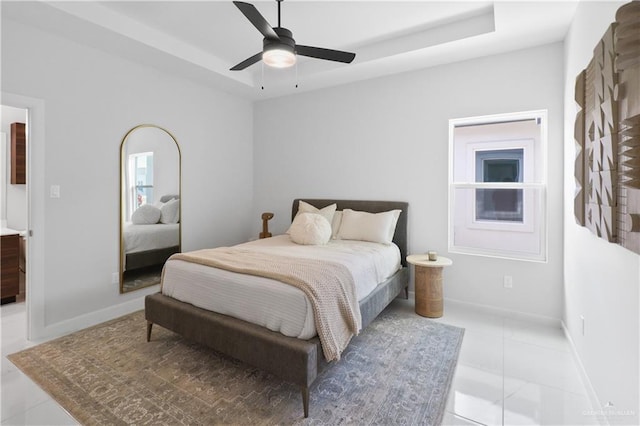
xmin=123 ymin=222 xmax=179 ymax=254
xmin=161 ymin=235 xmax=401 ymax=339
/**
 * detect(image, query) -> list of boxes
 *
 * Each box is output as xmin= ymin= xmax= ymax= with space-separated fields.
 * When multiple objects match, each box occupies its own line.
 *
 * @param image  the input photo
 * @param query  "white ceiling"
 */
xmin=3 ymin=1 xmax=579 ymax=100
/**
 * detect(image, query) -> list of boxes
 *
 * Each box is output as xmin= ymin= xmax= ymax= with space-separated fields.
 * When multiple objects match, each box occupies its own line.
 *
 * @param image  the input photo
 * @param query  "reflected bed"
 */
xmin=123 ymin=223 xmax=179 ymax=270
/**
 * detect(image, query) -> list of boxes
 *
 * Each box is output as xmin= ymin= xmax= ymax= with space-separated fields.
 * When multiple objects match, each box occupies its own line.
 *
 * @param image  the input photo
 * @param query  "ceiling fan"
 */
xmin=230 ymin=0 xmax=356 ymax=71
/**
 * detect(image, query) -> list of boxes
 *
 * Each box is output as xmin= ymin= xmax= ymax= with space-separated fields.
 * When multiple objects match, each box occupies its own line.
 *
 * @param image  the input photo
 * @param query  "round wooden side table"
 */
xmin=406 ymin=254 xmax=453 ymax=318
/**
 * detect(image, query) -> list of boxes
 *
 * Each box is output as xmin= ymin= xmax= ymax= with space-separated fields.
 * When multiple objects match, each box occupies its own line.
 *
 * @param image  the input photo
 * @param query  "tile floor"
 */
xmin=1 ymin=298 xmax=597 ymax=425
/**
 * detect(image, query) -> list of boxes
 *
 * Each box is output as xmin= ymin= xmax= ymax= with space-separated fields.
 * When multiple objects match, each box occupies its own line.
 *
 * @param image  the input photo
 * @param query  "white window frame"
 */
xmin=473 ymin=147 xmax=525 ymax=224
xmin=465 ymin=139 xmax=534 ymax=233
xmin=448 ymin=110 xmax=548 ymax=262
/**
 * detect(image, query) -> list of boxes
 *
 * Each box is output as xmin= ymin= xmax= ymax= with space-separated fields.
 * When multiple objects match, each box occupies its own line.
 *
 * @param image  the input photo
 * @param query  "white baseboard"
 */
xmin=441 ymin=296 xmax=562 ymax=327
xmin=561 ymin=321 xmax=609 ymax=426
xmin=32 ymin=297 xmax=145 ymax=343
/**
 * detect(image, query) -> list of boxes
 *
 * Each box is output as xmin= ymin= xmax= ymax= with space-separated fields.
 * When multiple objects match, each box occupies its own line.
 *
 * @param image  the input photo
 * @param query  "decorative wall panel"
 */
xmin=575 ymin=1 xmax=640 ymax=254
xmin=574 ymin=70 xmax=586 ymax=226
xmin=582 ymin=24 xmax=618 ymax=242
xmin=616 ymin=1 xmax=640 ymax=253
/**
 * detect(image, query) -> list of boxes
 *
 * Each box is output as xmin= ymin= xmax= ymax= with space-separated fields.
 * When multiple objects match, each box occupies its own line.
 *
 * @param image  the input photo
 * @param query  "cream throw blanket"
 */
xmin=168 ymin=248 xmax=362 ymax=362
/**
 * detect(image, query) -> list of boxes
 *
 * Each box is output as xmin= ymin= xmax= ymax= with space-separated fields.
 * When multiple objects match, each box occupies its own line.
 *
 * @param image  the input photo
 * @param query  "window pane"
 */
xmin=451 ymin=186 xmax=544 ymax=260
xmin=474 ymin=148 xmax=525 ymax=222
xmin=475 ymin=149 xmax=524 ymax=183
xmin=131 ymin=152 xmax=154 ymax=207
xmin=484 ymin=159 xmax=519 ymax=181
xmin=475 ymin=188 xmax=523 ymax=222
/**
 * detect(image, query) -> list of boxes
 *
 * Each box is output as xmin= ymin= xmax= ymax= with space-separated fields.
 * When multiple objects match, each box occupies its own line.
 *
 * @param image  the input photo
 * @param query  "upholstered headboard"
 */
xmin=159 ymin=194 xmax=180 ymax=203
xmin=292 ymin=199 xmax=409 ymax=267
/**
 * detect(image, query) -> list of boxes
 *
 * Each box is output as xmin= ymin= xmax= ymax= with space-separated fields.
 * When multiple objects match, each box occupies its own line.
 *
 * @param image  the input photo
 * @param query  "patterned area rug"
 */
xmin=8 ymin=307 xmax=464 ymax=425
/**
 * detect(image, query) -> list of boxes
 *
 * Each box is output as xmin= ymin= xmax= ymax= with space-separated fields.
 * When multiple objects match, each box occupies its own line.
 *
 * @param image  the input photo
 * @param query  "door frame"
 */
xmin=2 ymin=92 xmax=46 ymax=340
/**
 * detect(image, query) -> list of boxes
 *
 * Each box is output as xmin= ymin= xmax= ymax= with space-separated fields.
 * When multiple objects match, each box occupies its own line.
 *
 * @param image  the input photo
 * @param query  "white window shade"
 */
xmin=448 ymin=111 xmax=547 ymax=262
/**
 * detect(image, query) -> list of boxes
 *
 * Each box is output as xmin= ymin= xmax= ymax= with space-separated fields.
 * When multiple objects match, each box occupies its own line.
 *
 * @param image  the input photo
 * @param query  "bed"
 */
xmin=145 ymin=199 xmax=409 ymax=418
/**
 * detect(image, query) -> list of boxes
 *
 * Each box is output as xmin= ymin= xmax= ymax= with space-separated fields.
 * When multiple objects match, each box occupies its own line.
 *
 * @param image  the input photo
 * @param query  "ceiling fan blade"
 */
xmin=296 ymin=45 xmax=355 ymax=64
xmin=233 ymin=1 xmax=279 ymax=40
xmin=230 ymin=52 xmax=263 ymax=71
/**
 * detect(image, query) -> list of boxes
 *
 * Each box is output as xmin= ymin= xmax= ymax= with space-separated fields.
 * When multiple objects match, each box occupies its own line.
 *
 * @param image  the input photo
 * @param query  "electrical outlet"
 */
xmin=112 ymin=272 xmax=119 ymax=284
xmin=581 ymin=315 xmax=585 ymax=336
xmin=503 ymin=275 xmax=513 ymax=288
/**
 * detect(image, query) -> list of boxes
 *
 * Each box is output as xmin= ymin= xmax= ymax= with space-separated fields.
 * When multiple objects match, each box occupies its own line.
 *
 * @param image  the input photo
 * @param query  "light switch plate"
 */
xmin=50 ymin=185 xmax=60 ymax=198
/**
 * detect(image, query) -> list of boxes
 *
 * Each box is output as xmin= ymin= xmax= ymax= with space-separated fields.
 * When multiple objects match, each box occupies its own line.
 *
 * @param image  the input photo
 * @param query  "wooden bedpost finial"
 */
xmin=260 ymin=212 xmax=274 ymax=239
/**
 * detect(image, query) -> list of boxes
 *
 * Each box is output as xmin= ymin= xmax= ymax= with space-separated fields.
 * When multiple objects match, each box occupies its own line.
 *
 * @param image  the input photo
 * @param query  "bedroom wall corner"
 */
xmin=562 ymin=1 xmax=639 ymax=423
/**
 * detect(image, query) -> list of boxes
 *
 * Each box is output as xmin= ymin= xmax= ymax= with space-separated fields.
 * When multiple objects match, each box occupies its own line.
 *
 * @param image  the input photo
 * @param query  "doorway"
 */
xmin=1 ymin=105 xmax=28 ymax=305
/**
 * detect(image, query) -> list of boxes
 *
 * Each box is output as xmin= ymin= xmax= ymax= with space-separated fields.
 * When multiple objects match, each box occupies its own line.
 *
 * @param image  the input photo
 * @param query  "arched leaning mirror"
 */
xmin=119 ymin=124 xmax=181 ymax=293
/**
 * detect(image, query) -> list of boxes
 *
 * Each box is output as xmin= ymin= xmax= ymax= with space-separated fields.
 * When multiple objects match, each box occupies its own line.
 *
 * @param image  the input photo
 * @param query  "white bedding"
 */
xmin=161 ymin=234 xmax=401 ymax=339
xmin=123 ymin=222 xmax=179 ymax=254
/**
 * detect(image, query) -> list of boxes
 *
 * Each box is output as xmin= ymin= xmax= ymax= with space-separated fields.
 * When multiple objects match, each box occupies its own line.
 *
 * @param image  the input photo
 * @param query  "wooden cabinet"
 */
xmin=11 ymin=122 xmax=26 ymax=185
xmin=1 ymin=234 xmax=20 ymax=304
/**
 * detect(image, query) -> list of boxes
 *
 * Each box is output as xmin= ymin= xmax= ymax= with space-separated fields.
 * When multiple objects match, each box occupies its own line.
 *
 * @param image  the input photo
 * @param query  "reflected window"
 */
xmin=128 ymin=152 xmax=154 ymax=218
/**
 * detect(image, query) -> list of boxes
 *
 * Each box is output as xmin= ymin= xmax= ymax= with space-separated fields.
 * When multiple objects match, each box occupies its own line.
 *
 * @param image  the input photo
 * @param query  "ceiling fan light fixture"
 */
xmin=230 ymin=2 xmax=356 ymax=72
xmin=263 ymin=45 xmax=296 ymax=68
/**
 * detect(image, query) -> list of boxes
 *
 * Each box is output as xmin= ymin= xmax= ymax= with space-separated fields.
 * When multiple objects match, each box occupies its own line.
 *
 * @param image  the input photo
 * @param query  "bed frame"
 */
xmin=125 ymin=245 xmax=180 ymax=271
xmin=145 ymin=199 xmax=409 ymax=418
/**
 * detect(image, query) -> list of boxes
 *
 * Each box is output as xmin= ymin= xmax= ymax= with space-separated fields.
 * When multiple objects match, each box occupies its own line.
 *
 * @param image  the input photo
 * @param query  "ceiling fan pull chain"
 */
xmin=295 ymin=61 xmax=298 ymax=88
xmin=261 ymin=61 xmax=265 ymax=90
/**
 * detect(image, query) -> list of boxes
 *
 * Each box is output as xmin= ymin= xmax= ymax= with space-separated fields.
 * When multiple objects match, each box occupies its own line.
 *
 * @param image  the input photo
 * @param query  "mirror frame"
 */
xmin=119 ymin=124 xmax=182 ymax=293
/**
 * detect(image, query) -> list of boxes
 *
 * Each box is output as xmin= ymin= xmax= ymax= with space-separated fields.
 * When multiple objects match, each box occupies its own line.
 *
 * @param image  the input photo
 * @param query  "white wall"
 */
xmin=1 ymin=104 xmax=28 ymax=230
xmin=1 ymin=18 xmax=254 ymax=334
xmin=254 ymin=42 xmax=564 ymax=319
xmin=563 ymin=1 xmax=639 ymax=423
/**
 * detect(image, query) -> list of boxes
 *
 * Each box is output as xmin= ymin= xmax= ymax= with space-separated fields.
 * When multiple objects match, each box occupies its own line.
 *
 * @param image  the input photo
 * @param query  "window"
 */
xmin=448 ymin=111 xmax=547 ymax=262
xmin=475 ymin=149 xmax=524 ymax=222
xmin=127 ymin=152 xmax=154 ymax=219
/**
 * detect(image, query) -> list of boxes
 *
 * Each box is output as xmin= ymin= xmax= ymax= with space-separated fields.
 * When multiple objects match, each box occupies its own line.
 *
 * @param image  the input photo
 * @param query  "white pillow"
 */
xmin=287 ymin=201 xmax=336 ymax=234
xmin=289 ymin=213 xmax=332 ymax=245
xmin=131 ymin=204 xmax=161 ymax=224
xmin=336 ymin=209 xmax=401 ymax=245
xmin=331 ymin=211 xmax=343 ymax=239
xmin=160 ymin=198 xmax=180 ymax=224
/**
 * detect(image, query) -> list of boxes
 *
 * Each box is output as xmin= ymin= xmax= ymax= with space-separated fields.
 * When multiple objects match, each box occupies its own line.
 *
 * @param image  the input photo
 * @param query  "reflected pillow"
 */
xmin=289 ymin=213 xmax=332 ymax=245
xmin=160 ymin=198 xmax=180 ymax=224
xmin=336 ymin=209 xmax=401 ymax=245
xmin=131 ymin=204 xmax=161 ymax=224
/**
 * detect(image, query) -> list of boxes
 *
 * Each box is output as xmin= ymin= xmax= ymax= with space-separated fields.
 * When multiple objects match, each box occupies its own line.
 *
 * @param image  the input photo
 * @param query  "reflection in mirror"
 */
xmin=120 ymin=125 xmax=181 ymax=293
